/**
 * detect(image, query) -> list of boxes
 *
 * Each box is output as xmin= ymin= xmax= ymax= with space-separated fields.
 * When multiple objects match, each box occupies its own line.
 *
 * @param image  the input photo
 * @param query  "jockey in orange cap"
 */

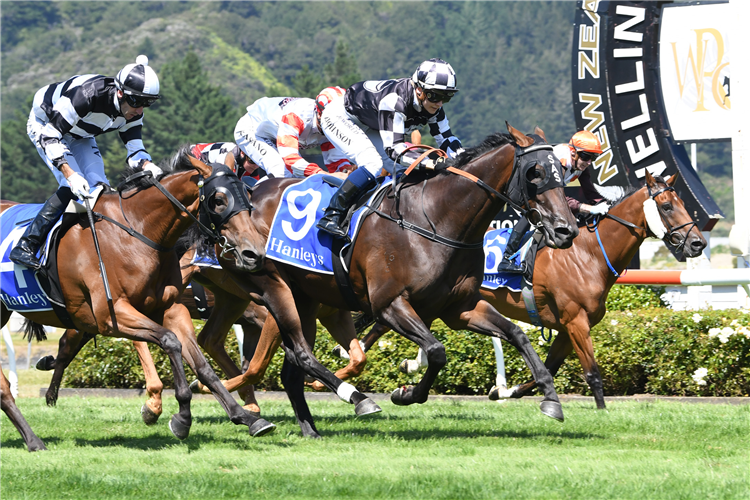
xmin=496 ymin=130 xmax=606 ymax=274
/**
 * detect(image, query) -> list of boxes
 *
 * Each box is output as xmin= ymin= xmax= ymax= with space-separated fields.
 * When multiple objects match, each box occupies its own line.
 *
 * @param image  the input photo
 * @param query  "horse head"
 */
xmin=643 ymin=171 xmax=706 ymax=258
xmin=195 ymin=160 xmax=266 ymax=273
xmin=506 ymin=123 xmax=578 ymax=249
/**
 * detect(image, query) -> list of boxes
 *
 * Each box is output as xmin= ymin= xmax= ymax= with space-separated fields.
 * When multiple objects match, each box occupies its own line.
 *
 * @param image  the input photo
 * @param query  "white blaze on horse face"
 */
xmin=281 ymin=188 xmax=322 ymax=241
xmin=643 ymin=198 xmax=667 ymax=239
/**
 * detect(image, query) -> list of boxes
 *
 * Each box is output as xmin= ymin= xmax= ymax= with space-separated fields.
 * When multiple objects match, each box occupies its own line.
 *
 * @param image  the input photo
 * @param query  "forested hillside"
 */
xmin=0 ymin=1 xmax=733 ymax=234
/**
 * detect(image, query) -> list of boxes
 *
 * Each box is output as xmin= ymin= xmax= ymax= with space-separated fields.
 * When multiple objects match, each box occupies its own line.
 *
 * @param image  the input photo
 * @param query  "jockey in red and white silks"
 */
xmin=233 ymin=96 xmax=352 ymax=179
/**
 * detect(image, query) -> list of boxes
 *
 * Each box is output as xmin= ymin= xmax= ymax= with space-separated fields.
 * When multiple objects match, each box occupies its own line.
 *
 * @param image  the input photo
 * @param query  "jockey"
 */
xmin=496 ymin=130 xmax=605 ymax=274
xmin=190 ymin=142 xmax=258 ymax=179
xmin=233 ymin=95 xmax=353 ymax=180
xmin=316 ymin=58 xmax=464 ymax=238
xmin=10 ymin=55 xmax=161 ymax=270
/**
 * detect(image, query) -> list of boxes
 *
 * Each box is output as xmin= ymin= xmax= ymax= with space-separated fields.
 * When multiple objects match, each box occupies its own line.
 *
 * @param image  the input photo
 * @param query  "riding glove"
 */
xmin=142 ymin=162 xmax=164 ymax=177
xmin=588 ymin=201 xmax=610 ymax=215
xmin=67 ymin=172 xmax=92 ymax=200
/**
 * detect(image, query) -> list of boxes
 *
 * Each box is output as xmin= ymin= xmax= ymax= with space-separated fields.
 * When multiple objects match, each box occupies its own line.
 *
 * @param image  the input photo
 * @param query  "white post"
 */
xmin=232 ymin=324 xmax=244 ymax=365
xmin=2 ymin=326 xmax=19 ymax=398
xmin=690 ymin=142 xmax=697 ymax=171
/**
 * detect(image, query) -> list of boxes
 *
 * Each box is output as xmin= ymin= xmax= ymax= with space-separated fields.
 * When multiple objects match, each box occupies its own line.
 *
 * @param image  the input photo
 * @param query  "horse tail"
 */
xmin=22 ymin=319 xmax=47 ymax=343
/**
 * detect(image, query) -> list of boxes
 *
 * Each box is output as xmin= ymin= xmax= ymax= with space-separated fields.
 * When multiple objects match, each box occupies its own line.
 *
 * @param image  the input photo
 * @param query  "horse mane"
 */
xmin=116 ymin=145 xmax=196 ymax=193
xmin=453 ymin=132 xmax=515 ymax=169
xmin=608 ymin=184 xmax=640 ymax=209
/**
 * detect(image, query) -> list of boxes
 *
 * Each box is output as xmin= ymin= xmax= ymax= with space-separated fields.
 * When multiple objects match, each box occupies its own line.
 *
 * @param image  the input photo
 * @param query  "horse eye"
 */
xmin=661 ymin=202 xmax=673 ymax=212
xmin=209 ymin=194 xmax=228 ymax=212
xmin=527 ymin=165 xmax=545 ymax=183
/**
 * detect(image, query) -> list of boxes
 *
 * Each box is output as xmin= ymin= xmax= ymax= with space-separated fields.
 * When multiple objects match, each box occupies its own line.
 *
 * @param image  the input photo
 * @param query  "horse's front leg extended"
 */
xmin=443 ymin=297 xmax=563 ymax=422
xmin=1 ymin=368 xmax=46 ymax=452
xmin=132 ymin=341 xmax=163 ymax=425
xmin=44 ymin=329 xmax=95 ymax=407
xmin=380 ymin=296 xmax=446 ymax=406
xmin=161 ymin=302 xmax=275 ymax=437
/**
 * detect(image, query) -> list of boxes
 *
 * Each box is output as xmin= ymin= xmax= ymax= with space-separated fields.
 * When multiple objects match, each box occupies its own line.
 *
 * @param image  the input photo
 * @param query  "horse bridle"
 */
xmin=587 ymin=177 xmax=699 ymax=272
xmin=95 ymin=165 xmax=253 ymax=259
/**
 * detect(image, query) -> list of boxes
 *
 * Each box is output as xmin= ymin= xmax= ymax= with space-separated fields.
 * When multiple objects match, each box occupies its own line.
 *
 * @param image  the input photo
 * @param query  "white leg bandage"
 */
xmin=336 ymin=382 xmax=357 ymax=403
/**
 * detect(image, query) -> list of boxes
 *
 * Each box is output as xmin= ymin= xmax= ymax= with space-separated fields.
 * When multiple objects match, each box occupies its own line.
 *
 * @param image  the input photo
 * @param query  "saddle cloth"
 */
xmin=481 ymin=228 xmax=535 ymax=292
xmin=0 ymin=204 xmax=61 ymax=312
xmin=265 ymin=175 xmax=391 ymax=274
xmin=0 ymin=187 xmax=105 ymax=313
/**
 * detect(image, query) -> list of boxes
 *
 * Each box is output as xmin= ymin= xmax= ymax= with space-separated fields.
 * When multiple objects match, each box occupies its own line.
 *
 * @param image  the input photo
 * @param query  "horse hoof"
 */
xmin=189 ymin=380 xmax=202 ymax=394
xmin=248 ymin=418 xmax=276 ymax=437
xmin=36 ymin=355 xmax=55 ymax=371
xmin=168 ymin=415 xmax=191 ymax=440
xmin=141 ymin=404 xmax=160 ymax=426
xmin=390 ymin=386 xmax=411 ymax=406
xmin=488 ymin=385 xmax=513 ymax=401
xmin=354 ymin=398 xmax=382 ymax=417
xmin=331 ymin=345 xmax=350 ymax=360
xmin=540 ymin=400 xmax=564 ymax=422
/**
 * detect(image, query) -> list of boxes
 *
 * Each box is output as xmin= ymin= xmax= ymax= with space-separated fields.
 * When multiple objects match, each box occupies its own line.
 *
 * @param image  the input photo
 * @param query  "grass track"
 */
xmin=1 ymin=397 xmax=748 ymax=499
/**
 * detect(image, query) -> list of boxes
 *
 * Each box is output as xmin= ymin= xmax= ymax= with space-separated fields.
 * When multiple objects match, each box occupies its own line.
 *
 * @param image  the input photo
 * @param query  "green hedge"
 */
xmin=63 ymin=286 xmax=750 ymax=397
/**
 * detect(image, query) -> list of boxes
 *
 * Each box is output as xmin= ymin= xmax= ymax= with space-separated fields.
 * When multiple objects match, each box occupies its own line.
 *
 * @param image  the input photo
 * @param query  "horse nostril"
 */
xmin=241 ymin=250 xmax=259 ymax=263
xmin=554 ymin=226 xmax=573 ymax=238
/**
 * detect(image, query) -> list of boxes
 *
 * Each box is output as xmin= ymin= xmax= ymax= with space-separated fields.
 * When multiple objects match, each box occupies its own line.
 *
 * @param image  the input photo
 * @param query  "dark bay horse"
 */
xmin=357 ymin=172 xmax=706 ymax=409
xmin=213 ymin=125 xmax=578 ymax=436
xmin=486 ymin=171 xmax=706 ymax=407
xmin=2 ymin=351 xmax=47 ymax=451
xmin=0 ymin=149 xmax=275 ymax=443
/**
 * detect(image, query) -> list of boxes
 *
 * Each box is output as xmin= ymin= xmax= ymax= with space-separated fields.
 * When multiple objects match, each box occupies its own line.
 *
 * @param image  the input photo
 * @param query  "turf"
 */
xmin=1 ymin=397 xmax=748 ymax=499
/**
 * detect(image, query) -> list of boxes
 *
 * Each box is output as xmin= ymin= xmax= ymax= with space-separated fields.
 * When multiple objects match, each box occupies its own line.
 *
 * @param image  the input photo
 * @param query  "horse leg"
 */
xmin=564 ymin=315 xmax=606 ymax=409
xmin=132 ymin=341 xmax=164 ymax=425
xmin=1 ymin=368 xmax=46 ymax=452
xmin=221 ymin=312 xmax=283 ymax=392
xmin=442 ymin=297 xmax=563 ymax=421
xmin=44 ymin=329 xmax=95 ymax=407
xmin=278 ymin=308 xmax=322 ymax=438
xmin=161 ymin=301 xmax=275 ymax=437
xmin=380 ymin=296 xmax=447 ymax=406
xmin=361 ymin=322 xmax=391 ymax=352
xmin=263 ymin=280 xmax=380 ymax=417
xmin=310 ymin=307 xmax=366 ymax=391
xmin=509 ymin=331 xmax=573 ymax=399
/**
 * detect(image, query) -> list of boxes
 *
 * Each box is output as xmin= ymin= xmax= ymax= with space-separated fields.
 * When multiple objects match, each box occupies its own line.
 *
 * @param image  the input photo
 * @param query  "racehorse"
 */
xmin=360 ymin=172 xmax=706 ymax=408
xmin=37 ymin=241 xmax=366 ymax=425
xmin=0 ymin=148 xmax=276 ymax=442
xmin=2 ymin=354 xmax=47 ymax=451
xmin=211 ymin=124 xmax=579 ymax=436
xmin=486 ymin=171 xmax=706 ymax=407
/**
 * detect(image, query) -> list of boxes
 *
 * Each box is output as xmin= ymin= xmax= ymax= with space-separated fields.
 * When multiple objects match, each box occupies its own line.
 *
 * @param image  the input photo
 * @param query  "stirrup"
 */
xmin=317 ymin=216 xmax=347 ymax=238
xmin=496 ymin=259 xmax=524 ymax=274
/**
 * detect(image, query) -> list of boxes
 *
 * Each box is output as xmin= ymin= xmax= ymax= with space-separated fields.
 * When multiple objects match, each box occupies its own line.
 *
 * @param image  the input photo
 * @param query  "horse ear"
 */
xmin=189 ymin=155 xmax=213 ymax=177
xmin=506 ymin=121 xmax=534 ymax=147
xmin=223 ymin=151 xmax=236 ymax=171
xmin=644 ymin=169 xmax=655 ymax=185
xmin=666 ymin=172 xmax=679 ymax=186
xmin=533 ymin=126 xmax=547 ymax=142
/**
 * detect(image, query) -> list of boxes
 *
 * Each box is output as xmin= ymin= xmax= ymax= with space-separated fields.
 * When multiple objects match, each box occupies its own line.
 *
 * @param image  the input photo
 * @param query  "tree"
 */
xmin=324 ymin=40 xmax=361 ymax=89
xmin=293 ymin=65 xmax=324 ymax=98
xmin=143 ymin=51 xmax=240 ymax=164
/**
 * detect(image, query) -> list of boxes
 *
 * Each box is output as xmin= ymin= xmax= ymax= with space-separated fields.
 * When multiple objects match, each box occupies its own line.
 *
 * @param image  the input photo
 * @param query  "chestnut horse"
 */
xmin=360 ymin=172 xmax=706 ymax=409
xmin=0 ymin=149 xmax=275 ymax=444
xmin=208 ymin=125 xmax=579 ymax=437
xmin=488 ymin=172 xmax=706 ymax=407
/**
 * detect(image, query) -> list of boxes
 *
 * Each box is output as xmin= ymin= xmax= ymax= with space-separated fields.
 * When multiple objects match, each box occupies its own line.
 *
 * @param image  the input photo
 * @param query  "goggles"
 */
xmin=424 ymin=90 xmax=455 ymax=104
xmin=123 ymin=93 xmax=159 ymax=108
xmin=577 ymin=151 xmax=600 ymax=162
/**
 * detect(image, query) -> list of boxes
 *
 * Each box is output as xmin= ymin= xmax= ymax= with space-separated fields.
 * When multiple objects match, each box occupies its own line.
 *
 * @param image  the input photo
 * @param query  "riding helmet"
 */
xmin=569 ymin=130 xmax=603 ymax=154
xmin=412 ymin=58 xmax=459 ymax=92
xmin=115 ymin=55 xmax=161 ymax=98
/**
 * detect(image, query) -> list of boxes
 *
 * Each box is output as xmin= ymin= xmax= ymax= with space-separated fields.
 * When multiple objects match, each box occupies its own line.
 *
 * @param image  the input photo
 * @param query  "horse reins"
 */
xmin=376 ymin=143 xmax=545 ymax=250
xmin=587 ymin=178 xmax=698 ymax=277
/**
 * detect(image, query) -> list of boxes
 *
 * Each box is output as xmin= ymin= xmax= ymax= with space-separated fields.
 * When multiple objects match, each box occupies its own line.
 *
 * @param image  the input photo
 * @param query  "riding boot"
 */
xmin=317 ymin=168 xmax=377 ymax=238
xmin=9 ymin=188 xmax=74 ymax=270
xmin=496 ymin=217 xmax=531 ymax=274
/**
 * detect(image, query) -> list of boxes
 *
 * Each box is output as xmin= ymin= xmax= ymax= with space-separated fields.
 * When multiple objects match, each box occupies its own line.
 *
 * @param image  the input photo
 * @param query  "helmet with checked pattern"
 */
xmin=411 ymin=58 xmax=458 ymax=92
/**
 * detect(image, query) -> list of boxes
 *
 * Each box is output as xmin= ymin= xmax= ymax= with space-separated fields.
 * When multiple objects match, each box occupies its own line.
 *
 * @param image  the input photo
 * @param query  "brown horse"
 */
xmin=1 ymin=359 xmax=47 ymax=451
xmin=209 ymin=125 xmax=578 ymax=436
xmin=358 ymin=172 xmax=706 ymax=409
xmin=0 ymin=148 xmax=275 ymax=443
